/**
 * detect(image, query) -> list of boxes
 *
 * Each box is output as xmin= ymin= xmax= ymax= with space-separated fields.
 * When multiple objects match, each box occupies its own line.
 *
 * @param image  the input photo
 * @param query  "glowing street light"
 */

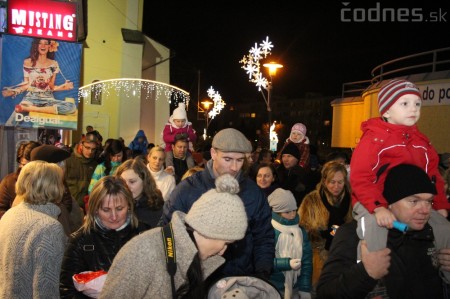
xmin=263 ymin=62 xmax=283 ymax=126
xmin=201 ymin=98 xmax=214 ymax=129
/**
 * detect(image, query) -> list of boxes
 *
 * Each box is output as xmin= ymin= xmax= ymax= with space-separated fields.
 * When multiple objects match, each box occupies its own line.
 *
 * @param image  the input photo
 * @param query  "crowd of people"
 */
xmin=1 ymin=80 xmax=450 ymax=298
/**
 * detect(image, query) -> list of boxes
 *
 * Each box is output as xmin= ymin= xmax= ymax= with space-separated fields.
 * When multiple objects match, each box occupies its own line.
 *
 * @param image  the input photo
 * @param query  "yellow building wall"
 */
xmin=141 ymin=37 xmax=171 ymax=145
xmin=416 ymin=106 xmax=450 ymax=153
xmin=77 ymin=0 xmax=152 ymax=145
xmin=331 ymin=101 xmax=364 ymax=148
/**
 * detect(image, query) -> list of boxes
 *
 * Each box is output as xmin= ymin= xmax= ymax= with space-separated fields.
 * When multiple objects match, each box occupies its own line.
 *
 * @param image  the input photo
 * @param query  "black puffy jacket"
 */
xmin=60 ymin=222 xmax=146 ymax=298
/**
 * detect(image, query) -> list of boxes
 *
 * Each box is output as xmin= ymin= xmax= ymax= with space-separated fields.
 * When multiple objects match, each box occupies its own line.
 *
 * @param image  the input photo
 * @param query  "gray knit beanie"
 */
xmin=185 ymin=174 xmax=248 ymax=241
xmin=212 ymin=128 xmax=252 ymax=153
xmin=268 ymin=188 xmax=297 ymax=213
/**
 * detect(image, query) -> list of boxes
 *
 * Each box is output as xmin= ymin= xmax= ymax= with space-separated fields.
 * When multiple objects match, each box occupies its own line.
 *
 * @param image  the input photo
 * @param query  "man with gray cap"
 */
xmin=160 ymin=128 xmax=275 ymax=281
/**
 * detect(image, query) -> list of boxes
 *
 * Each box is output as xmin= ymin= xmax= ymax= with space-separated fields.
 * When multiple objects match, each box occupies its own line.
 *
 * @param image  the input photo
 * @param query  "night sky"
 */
xmin=142 ymin=2 xmax=450 ymax=104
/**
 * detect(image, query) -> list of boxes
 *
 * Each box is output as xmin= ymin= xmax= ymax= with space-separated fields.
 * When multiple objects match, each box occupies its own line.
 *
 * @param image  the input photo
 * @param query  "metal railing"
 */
xmin=341 ymin=47 xmax=450 ymax=99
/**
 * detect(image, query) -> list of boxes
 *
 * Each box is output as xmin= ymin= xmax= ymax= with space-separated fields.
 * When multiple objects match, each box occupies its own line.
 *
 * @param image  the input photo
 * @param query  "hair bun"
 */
xmin=215 ymin=174 xmax=240 ymax=194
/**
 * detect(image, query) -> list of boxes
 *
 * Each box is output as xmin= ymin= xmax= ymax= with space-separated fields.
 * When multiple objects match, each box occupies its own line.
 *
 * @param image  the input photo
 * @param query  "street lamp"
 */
xmin=201 ymin=98 xmax=214 ymax=129
xmin=262 ymin=62 xmax=283 ymax=127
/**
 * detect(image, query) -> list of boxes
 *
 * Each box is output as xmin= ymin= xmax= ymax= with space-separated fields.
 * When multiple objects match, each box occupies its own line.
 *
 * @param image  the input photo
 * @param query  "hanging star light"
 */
xmin=78 ymin=78 xmax=190 ymax=106
xmin=239 ymin=36 xmax=274 ymax=91
xmin=206 ymin=86 xmax=225 ymax=120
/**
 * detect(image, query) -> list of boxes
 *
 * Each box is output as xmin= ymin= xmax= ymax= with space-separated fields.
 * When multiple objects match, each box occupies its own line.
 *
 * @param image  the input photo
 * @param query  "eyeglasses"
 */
xmin=82 ymin=144 xmax=97 ymax=152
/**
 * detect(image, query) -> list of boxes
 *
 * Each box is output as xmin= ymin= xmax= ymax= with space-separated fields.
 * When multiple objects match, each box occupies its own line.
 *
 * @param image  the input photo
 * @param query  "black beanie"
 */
xmin=281 ymin=142 xmax=301 ymax=161
xmin=383 ymin=164 xmax=437 ymax=205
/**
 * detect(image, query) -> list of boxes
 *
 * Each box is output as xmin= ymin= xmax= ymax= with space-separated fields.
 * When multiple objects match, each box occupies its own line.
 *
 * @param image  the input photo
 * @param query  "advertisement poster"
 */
xmin=1 ymin=34 xmax=82 ymax=129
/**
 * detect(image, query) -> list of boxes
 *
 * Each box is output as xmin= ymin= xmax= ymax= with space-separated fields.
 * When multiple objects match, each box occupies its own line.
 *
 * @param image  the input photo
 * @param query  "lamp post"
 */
xmin=262 ymin=62 xmax=283 ymax=128
xmin=201 ymin=99 xmax=214 ymax=130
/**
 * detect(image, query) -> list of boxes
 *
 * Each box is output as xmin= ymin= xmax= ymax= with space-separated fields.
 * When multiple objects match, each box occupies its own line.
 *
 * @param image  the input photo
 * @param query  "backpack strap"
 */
xmin=161 ymin=223 xmax=177 ymax=299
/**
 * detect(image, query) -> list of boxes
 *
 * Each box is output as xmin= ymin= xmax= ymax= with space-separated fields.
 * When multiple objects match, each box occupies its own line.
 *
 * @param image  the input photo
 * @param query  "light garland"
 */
xmin=206 ymin=86 xmax=226 ymax=119
xmin=78 ymin=78 xmax=190 ymax=106
xmin=239 ymin=36 xmax=274 ymax=91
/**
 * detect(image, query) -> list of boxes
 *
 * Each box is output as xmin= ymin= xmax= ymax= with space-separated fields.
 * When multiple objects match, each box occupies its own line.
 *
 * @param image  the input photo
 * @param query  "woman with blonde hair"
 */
xmin=0 ymin=161 xmax=66 ymax=298
xmin=115 ymin=158 xmax=164 ymax=228
xmin=60 ymin=176 xmax=149 ymax=298
xmin=146 ymin=146 xmax=176 ymax=201
xmin=298 ymin=161 xmax=352 ymax=290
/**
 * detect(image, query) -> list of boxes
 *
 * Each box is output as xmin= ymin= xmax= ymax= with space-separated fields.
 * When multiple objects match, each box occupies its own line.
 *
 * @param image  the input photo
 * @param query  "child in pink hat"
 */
xmin=275 ymin=123 xmax=310 ymax=169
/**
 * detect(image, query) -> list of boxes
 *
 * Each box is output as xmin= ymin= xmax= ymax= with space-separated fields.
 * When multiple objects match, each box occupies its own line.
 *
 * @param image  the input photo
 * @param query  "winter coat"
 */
xmin=160 ymin=160 xmax=275 ymax=279
xmin=270 ymin=213 xmax=313 ymax=294
xmin=60 ymin=221 xmax=146 ymax=298
xmin=317 ymin=221 xmax=445 ymax=299
xmin=65 ymin=150 xmax=98 ymax=208
xmin=129 ymin=130 xmax=149 ymax=156
xmin=276 ymin=164 xmax=308 ymax=206
xmin=0 ymin=202 xmax=66 ymax=299
xmin=299 ymin=187 xmax=352 ymax=253
xmin=99 ymin=212 xmax=224 ymax=298
xmin=350 ymin=117 xmax=449 ymax=212
xmin=87 ymin=161 xmax=121 ymax=194
xmin=162 ymin=121 xmax=197 ymax=152
xmin=135 ymin=193 xmax=163 ymax=229
xmin=0 ymin=171 xmax=18 ymax=219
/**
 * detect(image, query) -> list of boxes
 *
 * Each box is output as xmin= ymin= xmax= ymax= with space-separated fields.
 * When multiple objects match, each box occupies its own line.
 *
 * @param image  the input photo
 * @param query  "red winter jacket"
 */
xmin=350 ymin=117 xmax=449 ymax=213
xmin=162 ymin=122 xmax=197 ymax=152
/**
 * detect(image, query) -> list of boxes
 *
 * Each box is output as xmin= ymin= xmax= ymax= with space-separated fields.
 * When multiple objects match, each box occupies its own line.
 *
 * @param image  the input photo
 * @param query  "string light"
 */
xmin=78 ymin=78 xmax=190 ymax=106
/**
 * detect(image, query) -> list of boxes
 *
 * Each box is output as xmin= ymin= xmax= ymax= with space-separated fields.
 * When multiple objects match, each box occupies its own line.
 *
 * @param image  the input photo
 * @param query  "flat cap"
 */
xmin=212 ymin=128 xmax=252 ymax=153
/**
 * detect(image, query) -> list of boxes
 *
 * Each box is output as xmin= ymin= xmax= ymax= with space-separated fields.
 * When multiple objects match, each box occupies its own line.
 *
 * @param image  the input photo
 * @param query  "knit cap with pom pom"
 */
xmin=185 ymin=174 xmax=248 ymax=241
xmin=172 ymin=102 xmax=188 ymax=120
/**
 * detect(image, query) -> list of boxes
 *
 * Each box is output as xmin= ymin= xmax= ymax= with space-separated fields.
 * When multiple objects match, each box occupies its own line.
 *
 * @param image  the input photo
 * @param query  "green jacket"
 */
xmin=64 ymin=151 xmax=98 ymax=208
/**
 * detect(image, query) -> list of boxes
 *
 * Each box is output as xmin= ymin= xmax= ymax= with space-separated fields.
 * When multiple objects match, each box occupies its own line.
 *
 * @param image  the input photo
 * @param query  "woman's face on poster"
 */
xmin=38 ymin=40 xmax=50 ymax=55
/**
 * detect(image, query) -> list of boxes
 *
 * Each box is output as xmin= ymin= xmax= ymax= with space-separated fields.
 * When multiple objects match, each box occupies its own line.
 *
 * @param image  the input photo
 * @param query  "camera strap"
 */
xmin=161 ymin=223 xmax=177 ymax=299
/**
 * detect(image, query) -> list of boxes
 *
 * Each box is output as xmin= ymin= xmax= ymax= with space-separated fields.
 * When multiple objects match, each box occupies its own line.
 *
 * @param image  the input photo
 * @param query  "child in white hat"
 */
xmin=161 ymin=102 xmax=197 ymax=169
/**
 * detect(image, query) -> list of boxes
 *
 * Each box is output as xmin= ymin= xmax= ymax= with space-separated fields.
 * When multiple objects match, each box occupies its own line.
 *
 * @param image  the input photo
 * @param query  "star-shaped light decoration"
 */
xmin=206 ymin=86 xmax=226 ymax=120
xmin=239 ymin=36 xmax=274 ymax=91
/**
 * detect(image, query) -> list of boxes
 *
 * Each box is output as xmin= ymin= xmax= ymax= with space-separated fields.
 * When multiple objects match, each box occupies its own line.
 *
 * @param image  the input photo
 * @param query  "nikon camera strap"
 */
xmin=161 ymin=223 xmax=177 ymax=299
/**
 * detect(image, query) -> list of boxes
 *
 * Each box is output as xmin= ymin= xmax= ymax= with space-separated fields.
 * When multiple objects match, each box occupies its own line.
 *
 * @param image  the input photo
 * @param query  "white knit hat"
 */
xmin=185 ymin=174 xmax=248 ymax=241
xmin=268 ymin=188 xmax=297 ymax=213
xmin=172 ymin=103 xmax=188 ymax=120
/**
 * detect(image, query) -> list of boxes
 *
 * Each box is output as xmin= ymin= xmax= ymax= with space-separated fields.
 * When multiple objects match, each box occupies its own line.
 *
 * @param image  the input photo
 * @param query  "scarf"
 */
xmin=94 ymin=213 xmax=131 ymax=232
xmin=320 ymin=189 xmax=350 ymax=250
xmin=272 ymin=217 xmax=303 ymax=299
